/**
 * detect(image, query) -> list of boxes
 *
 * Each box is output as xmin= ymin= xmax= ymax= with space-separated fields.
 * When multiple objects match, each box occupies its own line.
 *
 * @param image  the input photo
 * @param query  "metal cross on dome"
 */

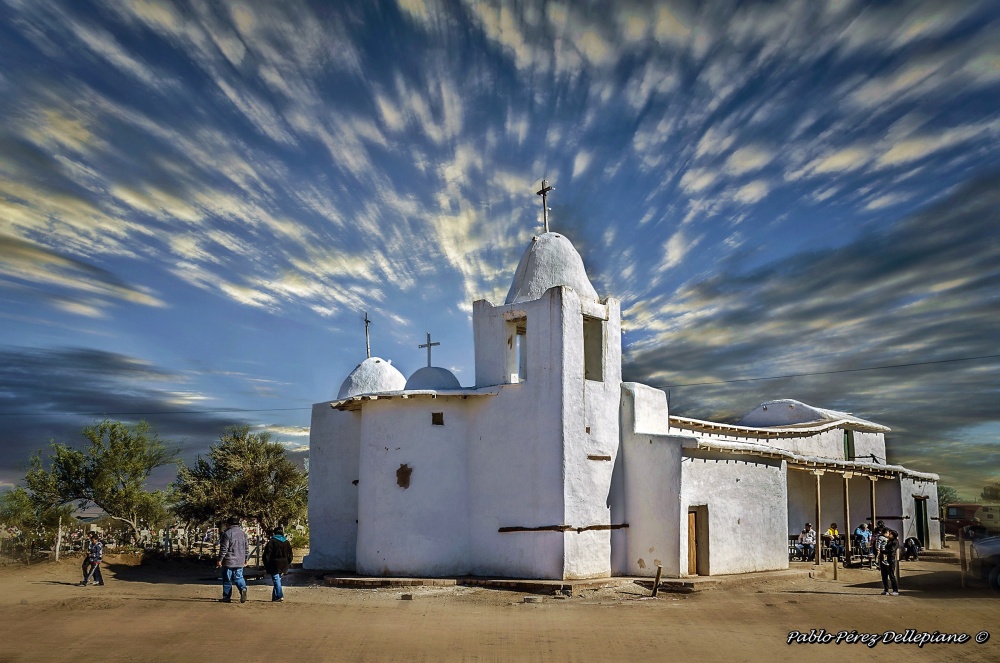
xmin=363 ymin=312 xmax=371 ymax=359
xmin=536 ymin=179 xmax=554 ymax=233
xmin=418 ymin=332 xmax=440 ymax=367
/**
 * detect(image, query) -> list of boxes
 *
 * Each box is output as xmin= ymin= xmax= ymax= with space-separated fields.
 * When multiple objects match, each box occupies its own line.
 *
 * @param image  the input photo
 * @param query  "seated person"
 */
xmin=825 ymin=523 xmax=844 ymax=560
xmin=798 ymin=523 xmax=817 ymax=560
xmin=854 ymin=523 xmax=871 ymax=555
xmin=903 ymin=536 xmax=921 ymax=561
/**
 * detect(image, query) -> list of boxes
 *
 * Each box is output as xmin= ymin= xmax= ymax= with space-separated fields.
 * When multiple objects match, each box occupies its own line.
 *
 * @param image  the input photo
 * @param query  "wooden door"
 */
xmin=914 ymin=498 xmax=928 ymax=546
xmin=687 ymin=511 xmax=698 ymax=575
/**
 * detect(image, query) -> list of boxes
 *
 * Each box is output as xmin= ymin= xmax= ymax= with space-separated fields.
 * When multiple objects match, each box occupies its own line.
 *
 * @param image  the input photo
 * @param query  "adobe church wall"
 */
xmin=681 ymin=452 xmax=788 ymax=576
xmin=616 ymin=383 xmax=686 ymax=578
xmin=355 ymin=398 xmax=472 ymax=577
xmin=851 ymin=431 xmax=886 ymax=463
xmin=303 ymin=404 xmax=361 ymax=571
xmin=752 ymin=429 xmax=886 ymax=464
xmin=875 ymin=476 xmax=904 ymax=535
xmin=562 ymin=291 xmax=622 ymax=579
xmin=466 ymin=289 xmax=568 ymax=579
xmin=899 ymin=476 xmax=941 ymax=550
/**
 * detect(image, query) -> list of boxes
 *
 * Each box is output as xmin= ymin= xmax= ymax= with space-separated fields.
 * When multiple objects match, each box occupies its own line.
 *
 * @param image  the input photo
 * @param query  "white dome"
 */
xmin=505 ymin=232 xmax=599 ymax=305
xmin=337 ymin=357 xmax=406 ymax=399
xmin=736 ymin=399 xmax=828 ymax=427
xmin=404 ymin=366 xmax=462 ymax=390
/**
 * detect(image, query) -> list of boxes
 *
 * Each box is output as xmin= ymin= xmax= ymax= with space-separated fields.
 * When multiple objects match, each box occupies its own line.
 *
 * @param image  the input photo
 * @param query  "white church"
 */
xmin=304 ymin=192 xmax=939 ymax=580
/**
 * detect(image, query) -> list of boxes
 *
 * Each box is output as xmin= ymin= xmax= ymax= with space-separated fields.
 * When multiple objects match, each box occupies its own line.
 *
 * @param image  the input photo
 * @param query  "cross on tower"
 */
xmin=536 ymin=179 xmax=554 ymax=233
xmin=363 ymin=312 xmax=371 ymax=359
xmin=418 ymin=332 xmax=440 ymax=367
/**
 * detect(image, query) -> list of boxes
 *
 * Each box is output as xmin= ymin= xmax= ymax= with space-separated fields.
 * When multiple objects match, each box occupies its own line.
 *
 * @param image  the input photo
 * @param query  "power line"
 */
xmin=658 ymin=353 xmax=1000 ymax=388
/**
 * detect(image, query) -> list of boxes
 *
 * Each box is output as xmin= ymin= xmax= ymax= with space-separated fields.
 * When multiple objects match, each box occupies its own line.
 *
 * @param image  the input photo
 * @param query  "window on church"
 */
xmin=506 ymin=317 xmax=527 ymax=382
xmin=843 ymin=429 xmax=855 ymax=460
xmin=583 ymin=315 xmax=604 ymax=382
xmin=432 ymin=412 xmax=444 ymax=426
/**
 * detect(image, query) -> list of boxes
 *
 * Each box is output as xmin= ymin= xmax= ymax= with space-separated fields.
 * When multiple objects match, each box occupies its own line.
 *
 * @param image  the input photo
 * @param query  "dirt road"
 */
xmin=1 ymin=553 xmax=997 ymax=662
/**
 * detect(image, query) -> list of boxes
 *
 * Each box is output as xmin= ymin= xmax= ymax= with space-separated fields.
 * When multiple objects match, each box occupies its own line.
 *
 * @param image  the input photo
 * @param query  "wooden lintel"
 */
xmin=499 ymin=523 xmax=629 ymax=534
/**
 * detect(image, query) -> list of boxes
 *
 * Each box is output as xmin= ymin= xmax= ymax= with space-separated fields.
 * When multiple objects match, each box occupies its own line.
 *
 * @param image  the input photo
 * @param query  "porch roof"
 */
xmin=668 ymin=414 xmax=889 ymax=437
xmin=687 ymin=437 xmax=938 ymax=482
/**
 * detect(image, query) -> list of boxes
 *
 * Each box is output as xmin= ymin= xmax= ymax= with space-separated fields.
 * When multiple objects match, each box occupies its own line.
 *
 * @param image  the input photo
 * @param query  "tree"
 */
xmin=25 ymin=420 xmax=175 ymax=540
xmin=0 ymin=487 xmax=34 ymax=530
xmin=172 ymin=425 xmax=307 ymax=531
xmin=937 ymin=485 xmax=961 ymax=507
xmin=982 ymin=480 xmax=1000 ymax=503
xmin=1 ymin=486 xmax=75 ymax=561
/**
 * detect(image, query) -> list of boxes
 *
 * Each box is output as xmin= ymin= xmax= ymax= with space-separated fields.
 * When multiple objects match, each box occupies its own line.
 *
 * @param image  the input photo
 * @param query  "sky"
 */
xmin=0 ymin=0 xmax=998 ymax=499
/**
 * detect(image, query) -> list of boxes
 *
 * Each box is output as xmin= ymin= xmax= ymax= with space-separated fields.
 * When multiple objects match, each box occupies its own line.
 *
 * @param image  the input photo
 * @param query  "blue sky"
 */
xmin=0 ymin=0 xmax=998 ymax=498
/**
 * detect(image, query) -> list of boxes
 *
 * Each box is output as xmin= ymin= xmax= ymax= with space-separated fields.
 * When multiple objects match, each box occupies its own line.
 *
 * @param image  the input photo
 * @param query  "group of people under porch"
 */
xmin=793 ymin=520 xmax=909 ymax=595
xmin=792 ymin=522 xmax=848 ymax=561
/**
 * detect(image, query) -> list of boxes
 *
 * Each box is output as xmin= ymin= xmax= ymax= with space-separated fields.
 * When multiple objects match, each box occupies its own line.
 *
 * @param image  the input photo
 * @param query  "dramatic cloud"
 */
xmin=0 ymin=347 xmax=295 ymax=488
xmin=0 ymin=0 xmax=998 ymax=496
xmin=623 ymin=173 xmax=1000 ymax=495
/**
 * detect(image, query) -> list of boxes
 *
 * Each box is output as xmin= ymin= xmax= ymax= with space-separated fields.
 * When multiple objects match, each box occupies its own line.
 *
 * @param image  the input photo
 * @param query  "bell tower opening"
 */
xmin=583 ymin=315 xmax=604 ymax=382
xmin=506 ymin=317 xmax=527 ymax=382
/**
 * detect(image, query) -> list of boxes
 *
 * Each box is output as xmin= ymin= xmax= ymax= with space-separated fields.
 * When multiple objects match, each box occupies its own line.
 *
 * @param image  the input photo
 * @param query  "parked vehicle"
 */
xmin=969 ymin=536 xmax=1000 ymax=591
xmin=943 ymin=503 xmax=1000 ymax=536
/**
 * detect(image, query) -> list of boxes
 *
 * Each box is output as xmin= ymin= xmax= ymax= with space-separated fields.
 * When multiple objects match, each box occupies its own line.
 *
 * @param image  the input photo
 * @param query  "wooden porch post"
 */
xmin=869 ymin=476 xmax=878 ymax=528
xmin=843 ymin=473 xmax=852 ymax=557
xmin=814 ymin=471 xmax=823 ymax=566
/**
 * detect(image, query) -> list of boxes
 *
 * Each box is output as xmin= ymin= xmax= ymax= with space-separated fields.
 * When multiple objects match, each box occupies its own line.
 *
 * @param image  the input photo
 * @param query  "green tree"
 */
xmin=25 ymin=420 xmax=175 ymax=540
xmin=982 ymin=480 xmax=1000 ymax=503
xmin=937 ymin=485 xmax=961 ymax=507
xmin=172 ymin=425 xmax=307 ymax=531
xmin=0 ymin=487 xmax=35 ymax=529
xmin=1 ymin=486 xmax=75 ymax=556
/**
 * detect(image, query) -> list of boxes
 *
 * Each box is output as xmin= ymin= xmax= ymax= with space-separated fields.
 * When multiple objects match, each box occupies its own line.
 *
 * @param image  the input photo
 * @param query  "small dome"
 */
xmin=505 ymin=232 xmax=599 ymax=305
xmin=337 ymin=357 xmax=406 ymax=399
xmin=404 ymin=366 xmax=462 ymax=390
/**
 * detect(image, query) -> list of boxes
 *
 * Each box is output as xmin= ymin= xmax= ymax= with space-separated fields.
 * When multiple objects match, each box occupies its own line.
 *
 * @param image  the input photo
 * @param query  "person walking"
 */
xmin=262 ymin=526 xmax=294 ymax=603
xmin=216 ymin=516 xmax=248 ymax=603
xmin=878 ymin=529 xmax=900 ymax=595
xmin=80 ymin=531 xmax=104 ymax=586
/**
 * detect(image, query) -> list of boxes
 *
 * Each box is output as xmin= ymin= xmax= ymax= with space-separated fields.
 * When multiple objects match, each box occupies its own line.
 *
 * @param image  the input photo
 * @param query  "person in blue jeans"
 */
xmin=262 ymin=526 xmax=294 ymax=603
xmin=80 ymin=531 xmax=104 ymax=586
xmin=216 ymin=516 xmax=248 ymax=603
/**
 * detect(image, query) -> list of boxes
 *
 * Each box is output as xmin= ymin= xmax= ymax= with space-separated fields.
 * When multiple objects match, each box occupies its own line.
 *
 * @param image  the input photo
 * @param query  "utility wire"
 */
xmin=2 ymin=353 xmax=998 ymax=418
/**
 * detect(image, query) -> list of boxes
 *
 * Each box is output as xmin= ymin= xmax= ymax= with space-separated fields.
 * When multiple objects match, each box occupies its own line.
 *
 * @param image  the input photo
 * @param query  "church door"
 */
xmin=914 ymin=497 xmax=928 ymax=547
xmin=687 ymin=511 xmax=698 ymax=575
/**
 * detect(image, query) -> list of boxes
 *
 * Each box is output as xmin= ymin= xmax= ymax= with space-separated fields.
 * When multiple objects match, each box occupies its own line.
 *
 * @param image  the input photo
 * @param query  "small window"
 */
xmin=432 ymin=412 xmax=444 ymax=426
xmin=843 ymin=430 xmax=855 ymax=460
xmin=506 ymin=317 xmax=527 ymax=382
xmin=583 ymin=316 xmax=604 ymax=382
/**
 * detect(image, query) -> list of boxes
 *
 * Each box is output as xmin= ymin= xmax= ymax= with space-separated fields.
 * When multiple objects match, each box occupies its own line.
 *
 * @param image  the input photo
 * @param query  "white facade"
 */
xmin=305 ymin=230 xmax=939 ymax=579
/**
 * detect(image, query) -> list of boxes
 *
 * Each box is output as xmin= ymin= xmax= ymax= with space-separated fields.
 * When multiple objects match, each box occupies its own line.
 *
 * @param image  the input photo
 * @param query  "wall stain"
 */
xmin=637 ymin=558 xmax=646 ymax=569
xmin=396 ymin=464 xmax=412 ymax=489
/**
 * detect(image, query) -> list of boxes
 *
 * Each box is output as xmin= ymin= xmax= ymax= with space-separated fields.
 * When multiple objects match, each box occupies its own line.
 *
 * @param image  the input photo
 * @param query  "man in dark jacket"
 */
xmin=80 ymin=531 xmax=104 ymax=586
xmin=262 ymin=526 xmax=294 ymax=603
xmin=216 ymin=516 xmax=248 ymax=603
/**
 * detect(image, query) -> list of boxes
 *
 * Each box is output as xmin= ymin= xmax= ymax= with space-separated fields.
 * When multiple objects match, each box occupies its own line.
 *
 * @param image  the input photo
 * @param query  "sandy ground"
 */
xmin=0 ymin=552 xmax=997 ymax=663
